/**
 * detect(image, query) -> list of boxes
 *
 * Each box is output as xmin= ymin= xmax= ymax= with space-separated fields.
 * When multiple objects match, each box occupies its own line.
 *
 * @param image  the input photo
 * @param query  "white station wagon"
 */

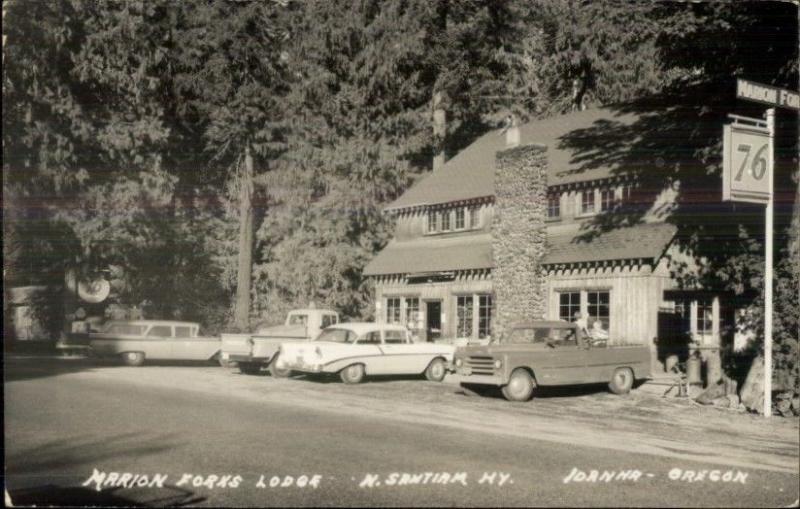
xmin=275 ymin=322 xmax=455 ymax=384
xmin=89 ymin=320 xmax=220 ymax=366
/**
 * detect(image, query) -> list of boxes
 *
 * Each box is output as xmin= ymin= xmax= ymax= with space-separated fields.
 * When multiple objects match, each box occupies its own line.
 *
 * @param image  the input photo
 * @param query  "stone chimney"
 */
xmin=491 ymin=143 xmax=548 ymax=341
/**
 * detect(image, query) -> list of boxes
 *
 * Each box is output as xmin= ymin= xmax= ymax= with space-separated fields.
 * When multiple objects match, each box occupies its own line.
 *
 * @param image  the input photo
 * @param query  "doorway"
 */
xmin=425 ymin=301 xmax=442 ymax=342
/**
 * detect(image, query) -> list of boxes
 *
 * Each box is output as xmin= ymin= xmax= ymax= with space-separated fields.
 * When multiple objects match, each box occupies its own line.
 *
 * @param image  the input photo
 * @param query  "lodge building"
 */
xmin=364 ymin=107 xmax=736 ymax=368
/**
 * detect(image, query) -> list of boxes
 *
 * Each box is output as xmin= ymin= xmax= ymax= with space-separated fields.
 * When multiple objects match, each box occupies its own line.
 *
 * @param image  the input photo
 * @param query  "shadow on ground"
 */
xmin=4 ymin=357 xmax=223 ymax=383
xmin=455 ymin=381 xmax=633 ymax=400
xmin=8 ymin=484 xmax=204 ymax=507
xmin=5 ymin=432 xmax=182 ymax=475
xmin=4 ymin=357 xmax=99 ymax=383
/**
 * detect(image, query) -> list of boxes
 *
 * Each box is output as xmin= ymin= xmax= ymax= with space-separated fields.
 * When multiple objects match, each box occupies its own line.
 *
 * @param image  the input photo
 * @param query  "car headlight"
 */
xmin=494 ymin=359 xmax=502 ymax=369
xmin=454 ymin=358 xmax=463 ymax=367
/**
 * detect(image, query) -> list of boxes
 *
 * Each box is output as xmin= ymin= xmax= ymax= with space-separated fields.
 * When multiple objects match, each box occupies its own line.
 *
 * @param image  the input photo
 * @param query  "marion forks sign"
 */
xmin=736 ymin=78 xmax=800 ymax=110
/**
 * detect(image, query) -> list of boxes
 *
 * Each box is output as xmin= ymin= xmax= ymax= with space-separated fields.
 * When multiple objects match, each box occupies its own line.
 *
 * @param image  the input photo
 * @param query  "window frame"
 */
xmin=586 ymin=290 xmax=610 ymax=330
xmin=455 ymin=295 xmax=474 ymax=338
xmin=469 ymin=207 xmax=480 ymax=229
xmin=454 ymin=207 xmax=465 ymax=230
xmin=558 ymin=291 xmax=581 ymax=322
xmin=600 ymin=188 xmax=615 ymax=212
xmin=385 ymin=297 xmax=402 ymax=325
xmin=404 ymin=297 xmax=421 ymax=332
xmin=547 ymin=193 xmax=561 ymax=220
xmin=478 ymin=294 xmax=493 ymax=339
xmin=697 ymin=299 xmax=713 ymax=334
xmin=579 ymin=189 xmax=596 ymax=216
xmin=440 ymin=209 xmax=452 ymax=232
xmin=427 ymin=210 xmax=438 ymax=234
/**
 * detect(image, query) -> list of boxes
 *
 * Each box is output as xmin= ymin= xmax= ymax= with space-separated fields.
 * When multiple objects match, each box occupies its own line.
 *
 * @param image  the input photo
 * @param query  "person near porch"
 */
xmin=573 ymin=311 xmax=590 ymax=340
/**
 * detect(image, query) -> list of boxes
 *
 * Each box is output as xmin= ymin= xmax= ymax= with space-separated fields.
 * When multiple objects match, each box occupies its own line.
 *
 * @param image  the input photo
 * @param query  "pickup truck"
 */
xmin=454 ymin=320 xmax=651 ymax=402
xmin=220 ymin=308 xmax=339 ymax=376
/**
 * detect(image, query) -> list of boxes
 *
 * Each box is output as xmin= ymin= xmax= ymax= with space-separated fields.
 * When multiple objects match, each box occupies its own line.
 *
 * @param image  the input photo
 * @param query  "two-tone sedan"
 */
xmin=275 ymin=322 xmax=454 ymax=384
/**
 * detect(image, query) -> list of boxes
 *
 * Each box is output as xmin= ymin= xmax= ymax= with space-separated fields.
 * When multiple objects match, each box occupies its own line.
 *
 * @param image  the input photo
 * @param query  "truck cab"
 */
xmin=454 ymin=321 xmax=651 ymax=402
xmin=220 ymin=308 xmax=339 ymax=375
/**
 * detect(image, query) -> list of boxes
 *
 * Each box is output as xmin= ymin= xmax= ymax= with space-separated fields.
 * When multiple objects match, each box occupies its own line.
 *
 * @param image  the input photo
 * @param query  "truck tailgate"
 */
xmin=220 ymin=333 xmax=253 ymax=356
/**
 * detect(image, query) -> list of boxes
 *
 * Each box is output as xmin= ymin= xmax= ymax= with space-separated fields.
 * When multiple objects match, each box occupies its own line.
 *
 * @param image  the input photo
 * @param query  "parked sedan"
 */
xmin=89 ymin=320 xmax=221 ymax=366
xmin=275 ymin=322 xmax=455 ymax=384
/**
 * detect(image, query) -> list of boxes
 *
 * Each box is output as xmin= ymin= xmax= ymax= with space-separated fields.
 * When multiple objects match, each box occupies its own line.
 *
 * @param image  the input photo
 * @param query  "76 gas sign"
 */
xmin=722 ymin=124 xmax=771 ymax=204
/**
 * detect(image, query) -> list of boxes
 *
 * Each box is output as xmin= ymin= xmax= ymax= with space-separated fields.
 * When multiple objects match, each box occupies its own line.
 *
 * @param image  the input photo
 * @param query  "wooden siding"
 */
xmin=545 ymin=262 xmax=674 ymax=347
xmin=375 ymin=272 xmax=492 ymax=340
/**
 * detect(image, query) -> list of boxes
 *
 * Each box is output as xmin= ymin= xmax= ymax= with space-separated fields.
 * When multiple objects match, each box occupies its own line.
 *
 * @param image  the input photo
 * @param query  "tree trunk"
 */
xmin=234 ymin=145 xmax=254 ymax=331
xmin=432 ymin=90 xmax=446 ymax=171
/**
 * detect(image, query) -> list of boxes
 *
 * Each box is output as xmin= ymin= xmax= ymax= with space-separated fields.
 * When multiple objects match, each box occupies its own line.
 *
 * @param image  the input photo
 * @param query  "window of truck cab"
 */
xmin=321 ymin=314 xmax=338 ymax=328
xmin=288 ymin=313 xmax=309 ymax=326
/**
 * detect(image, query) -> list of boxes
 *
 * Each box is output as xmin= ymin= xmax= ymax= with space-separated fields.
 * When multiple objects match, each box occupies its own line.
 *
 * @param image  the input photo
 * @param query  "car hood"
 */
xmin=456 ymin=343 xmax=540 ymax=356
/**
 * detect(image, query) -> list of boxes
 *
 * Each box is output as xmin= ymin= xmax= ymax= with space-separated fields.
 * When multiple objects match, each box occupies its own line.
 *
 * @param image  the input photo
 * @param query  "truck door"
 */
xmin=535 ymin=328 xmax=588 ymax=385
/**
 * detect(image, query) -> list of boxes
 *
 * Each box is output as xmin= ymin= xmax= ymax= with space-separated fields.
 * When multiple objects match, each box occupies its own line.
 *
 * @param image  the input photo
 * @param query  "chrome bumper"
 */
xmin=456 ymin=373 xmax=503 ymax=385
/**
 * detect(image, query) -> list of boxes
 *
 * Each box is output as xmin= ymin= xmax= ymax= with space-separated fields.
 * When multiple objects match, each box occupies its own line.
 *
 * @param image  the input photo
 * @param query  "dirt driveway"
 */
xmin=10 ymin=357 xmax=800 ymax=475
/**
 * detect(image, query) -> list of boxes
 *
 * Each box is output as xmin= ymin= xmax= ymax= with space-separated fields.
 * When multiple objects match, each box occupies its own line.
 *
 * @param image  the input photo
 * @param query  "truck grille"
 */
xmin=465 ymin=355 xmax=495 ymax=375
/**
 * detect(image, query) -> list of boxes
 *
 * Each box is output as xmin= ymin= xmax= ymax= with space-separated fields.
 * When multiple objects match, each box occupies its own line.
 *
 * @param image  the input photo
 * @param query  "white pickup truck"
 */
xmin=220 ymin=308 xmax=339 ymax=376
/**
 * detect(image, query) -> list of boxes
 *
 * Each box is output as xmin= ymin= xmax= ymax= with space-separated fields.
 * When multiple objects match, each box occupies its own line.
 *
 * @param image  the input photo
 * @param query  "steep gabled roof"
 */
xmin=386 ymin=107 xmax=643 ymax=211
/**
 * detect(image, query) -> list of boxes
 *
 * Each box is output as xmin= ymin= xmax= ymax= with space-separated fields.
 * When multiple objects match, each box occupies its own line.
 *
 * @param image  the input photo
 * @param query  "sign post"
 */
xmin=729 ymin=78 xmax=799 ymax=417
xmin=763 ymin=109 xmax=774 ymax=418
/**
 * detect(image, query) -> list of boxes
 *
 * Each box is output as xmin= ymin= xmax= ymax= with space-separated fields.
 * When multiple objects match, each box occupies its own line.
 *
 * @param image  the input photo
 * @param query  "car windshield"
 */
xmin=288 ymin=314 xmax=309 ymax=326
xmin=315 ymin=328 xmax=356 ymax=343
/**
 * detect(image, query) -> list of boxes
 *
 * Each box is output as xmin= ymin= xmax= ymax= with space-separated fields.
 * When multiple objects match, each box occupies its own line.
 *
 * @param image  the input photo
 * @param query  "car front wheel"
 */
xmin=608 ymin=367 xmax=634 ymax=395
xmin=340 ymin=364 xmax=365 ymax=384
xmin=269 ymin=356 xmax=292 ymax=378
xmin=424 ymin=358 xmax=447 ymax=382
xmin=122 ymin=351 xmax=145 ymax=367
xmin=501 ymin=369 xmax=535 ymax=402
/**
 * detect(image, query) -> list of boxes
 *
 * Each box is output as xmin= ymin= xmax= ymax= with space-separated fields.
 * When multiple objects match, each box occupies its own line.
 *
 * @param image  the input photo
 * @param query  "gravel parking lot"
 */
xmin=11 ymin=356 xmax=796 ymax=474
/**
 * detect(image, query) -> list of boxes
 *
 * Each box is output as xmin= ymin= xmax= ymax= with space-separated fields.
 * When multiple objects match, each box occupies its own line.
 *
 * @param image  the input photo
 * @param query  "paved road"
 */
xmin=4 ymin=358 xmax=799 ymax=507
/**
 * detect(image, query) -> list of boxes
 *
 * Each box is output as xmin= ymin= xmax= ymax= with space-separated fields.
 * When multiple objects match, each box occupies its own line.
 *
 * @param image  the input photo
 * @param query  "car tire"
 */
xmin=122 ymin=351 xmax=145 ymax=367
xmin=269 ymin=356 xmax=292 ymax=378
xmin=608 ymin=367 xmax=634 ymax=395
xmin=424 ymin=358 xmax=447 ymax=382
xmin=238 ymin=362 xmax=262 ymax=375
xmin=340 ymin=364 xmax=365 ymax=384
xmin=501 ymin=369 xmax=535 ymax=402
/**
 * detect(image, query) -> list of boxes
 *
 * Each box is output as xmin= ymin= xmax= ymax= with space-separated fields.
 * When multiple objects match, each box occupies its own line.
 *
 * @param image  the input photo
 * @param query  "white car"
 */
xmin=276 ymin=322 xmax=454 ymax=384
